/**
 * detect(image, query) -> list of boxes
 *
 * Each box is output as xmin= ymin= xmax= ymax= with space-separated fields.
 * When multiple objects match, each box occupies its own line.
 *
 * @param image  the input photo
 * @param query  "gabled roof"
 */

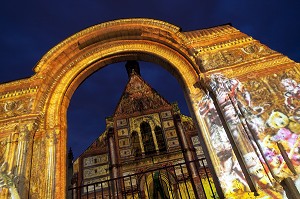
xmin=75 ymin=130 xmax=108 ymax=160
xmin=114 ymin=71 xmax=172 ymax=117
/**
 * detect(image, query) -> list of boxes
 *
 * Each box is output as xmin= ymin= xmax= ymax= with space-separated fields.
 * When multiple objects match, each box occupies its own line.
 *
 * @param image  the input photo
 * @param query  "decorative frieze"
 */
xmin=0 ymin=97 xmax=34 ymax=118
xmin=83 ymin=154 xmax=108 ymax=167
xmin=0 ymin=87 xmax=37 ymax=100
xmin=193 ymin=42 xmax=275 ymax=71
xmin=83 ymin=164 xmax=109 ymax=179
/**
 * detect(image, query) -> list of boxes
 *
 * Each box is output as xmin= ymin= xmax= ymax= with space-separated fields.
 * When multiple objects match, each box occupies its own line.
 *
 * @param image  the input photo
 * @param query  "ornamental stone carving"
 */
xmin=0 ymin=162 xmax=20 ymax=199
xmin=0 ymin=98 xmax=34 ymax=118
xmin=0 ymin=18 xmax=297 ymax=199
xmin=194 ymin=43 xmax=275 ymax=71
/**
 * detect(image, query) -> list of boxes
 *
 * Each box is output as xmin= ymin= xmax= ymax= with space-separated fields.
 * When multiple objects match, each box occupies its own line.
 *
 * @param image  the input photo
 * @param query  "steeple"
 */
xmin=114 ymin=61 xmax=171 ymax=116
xmin=125 ymin=60 xmax=141 ymax=78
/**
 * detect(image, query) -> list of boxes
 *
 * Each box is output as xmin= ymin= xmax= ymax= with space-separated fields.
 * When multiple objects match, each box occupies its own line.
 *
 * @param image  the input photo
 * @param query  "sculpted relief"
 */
xmin=191 ymin=42 xmax=275 ymax=71
xmin=0 ymin=98 xmax=33 ymax=119
xmin=0 ymin=91 xmax=39 ymax=199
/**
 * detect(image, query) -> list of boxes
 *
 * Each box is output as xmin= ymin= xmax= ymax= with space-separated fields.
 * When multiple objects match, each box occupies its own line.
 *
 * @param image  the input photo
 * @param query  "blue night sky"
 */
xmin=1 ymin=1 xmax=300 ymax=158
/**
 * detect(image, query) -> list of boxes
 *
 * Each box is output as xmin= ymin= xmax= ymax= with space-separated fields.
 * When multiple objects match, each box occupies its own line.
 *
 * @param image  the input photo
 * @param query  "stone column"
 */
xmin=151 ymin=129 xmax=159 ymax=153
xmin=174 ymin=114 xmax=205 ymax=199
xmin=107 ymin=127 xmax=119 ymax=198
xmin=108 ymin=128 xmax=118 ymax=179
xmin=137 ymin=131 xmax=145 ymax=155
xmin=174 ymin=115 xmax=198 ymax=175
xmin=44 ymin=129 xmax=57 ymax=199
xmin=15 ymin=122 xmax=37 ymax=198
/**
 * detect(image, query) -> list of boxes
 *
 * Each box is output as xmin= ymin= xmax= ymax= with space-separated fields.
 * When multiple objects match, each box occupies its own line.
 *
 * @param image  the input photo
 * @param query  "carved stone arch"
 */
xmin=31 ymin=18 xmax=203 ymax=198
xmin=1 ymin=17 xmax=298 ymax=198
xmin=42 ymin=41 xmax=200 ymax=128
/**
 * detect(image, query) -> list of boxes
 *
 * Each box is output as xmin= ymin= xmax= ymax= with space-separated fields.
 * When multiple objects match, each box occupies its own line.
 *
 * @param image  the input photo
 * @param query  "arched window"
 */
xmin=140 ymin=122 xmax=156 ymax=155
xmin=152 ymin=171 xmax=170 ymax=199
xmin=131 ymin=131 xmax=142 ymax=157
xmin=140 ymin=171 xmax=174 ymax=199
xmin=154 ymin=126 xmax=166 ymax=152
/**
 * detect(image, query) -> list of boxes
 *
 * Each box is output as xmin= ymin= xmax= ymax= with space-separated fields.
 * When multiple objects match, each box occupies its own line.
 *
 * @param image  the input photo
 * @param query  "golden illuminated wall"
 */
xmin=0 ymin=18 xmax=299 ymax=199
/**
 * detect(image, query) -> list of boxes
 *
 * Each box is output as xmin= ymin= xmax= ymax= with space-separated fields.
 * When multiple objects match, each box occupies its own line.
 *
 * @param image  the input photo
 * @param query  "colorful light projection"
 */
xmin=198 ymin=72 xmax=300 ymax=198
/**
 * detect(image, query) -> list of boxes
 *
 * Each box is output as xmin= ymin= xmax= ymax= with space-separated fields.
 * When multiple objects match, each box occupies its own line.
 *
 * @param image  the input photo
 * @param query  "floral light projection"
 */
xmin=245 ymin=75 xmax=300 ymax=179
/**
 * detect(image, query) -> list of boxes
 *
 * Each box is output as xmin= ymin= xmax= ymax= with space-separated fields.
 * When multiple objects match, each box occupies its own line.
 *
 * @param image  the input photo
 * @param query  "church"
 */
xmin=68 ymin=61 xmax=218 ymax=198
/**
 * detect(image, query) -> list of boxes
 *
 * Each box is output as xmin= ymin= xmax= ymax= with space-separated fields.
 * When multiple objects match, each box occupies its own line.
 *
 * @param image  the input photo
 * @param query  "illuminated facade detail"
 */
xmin=70 ymin=62 xmax=216 ymax=198
xmin=0 ymin=18 xmax=299 ymax=198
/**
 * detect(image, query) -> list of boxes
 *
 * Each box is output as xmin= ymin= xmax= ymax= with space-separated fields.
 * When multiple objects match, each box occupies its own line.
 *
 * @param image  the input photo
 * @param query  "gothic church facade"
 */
xmin=69 ymin=61 xmax=217 ymax=198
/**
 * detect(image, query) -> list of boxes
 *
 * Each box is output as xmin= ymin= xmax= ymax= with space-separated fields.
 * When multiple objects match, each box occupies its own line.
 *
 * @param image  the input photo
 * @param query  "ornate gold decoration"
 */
xmin=183 ymin=25 xmax=240 ymax=44
xmin=43 ymin=129 xmax=57 ymax=199
xmin=29 ymin=136 xmax=46 ymax=199
xmin=0 ymin=18 xmax=296 ymax=198
xmin=194 ymin=42 xmax=276 ymax=71
xmin=0 ymin=162 xmax=20 ymax=199
xmin=0 ymin=87 xmax=37 ymax=100
xmin=33 ymin=18 xmax=181 ymax=73
xmin=0 ymin=98 xmax=34 ymax=118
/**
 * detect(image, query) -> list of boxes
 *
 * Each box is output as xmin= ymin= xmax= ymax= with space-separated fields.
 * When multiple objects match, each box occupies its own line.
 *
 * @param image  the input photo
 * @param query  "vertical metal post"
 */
xmin=101 ymin=182 xmax=104 ymax=199
xmin=179 ymin=164 xmax=191 ymax=199
xmin=201 ymin=159 xmax=215 ymax=199
xmin=86 ymin=186 xmax=89 ymax=199
xmin=207 ymin=88 xmax=258 ymax=195
xmin=174 ymin=114 xmax=204 ymax=199
xmin=93 ymin=184 xmax=96 ymax=199
xmin=172 ymin=165 xmax=183 ymax=199
xmin=280 ymin=177 xmax=300 ymax=199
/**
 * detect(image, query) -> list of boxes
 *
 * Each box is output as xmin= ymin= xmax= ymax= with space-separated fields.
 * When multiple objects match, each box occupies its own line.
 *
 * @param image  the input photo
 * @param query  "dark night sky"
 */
xmin=1 ymin=1 xmax=300 ymax=158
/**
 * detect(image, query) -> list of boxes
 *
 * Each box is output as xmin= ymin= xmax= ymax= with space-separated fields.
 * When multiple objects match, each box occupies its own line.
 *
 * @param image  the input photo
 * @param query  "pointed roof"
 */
xmin=114 ymin=62 xmax=171 ymax=117
xmin=74 ymin=130 xmax=108 ymax=160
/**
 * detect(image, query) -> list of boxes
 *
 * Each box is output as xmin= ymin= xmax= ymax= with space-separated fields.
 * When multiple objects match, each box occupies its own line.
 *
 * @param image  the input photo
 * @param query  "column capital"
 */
xmin=15 ymin=121 xmax=38 ymax=142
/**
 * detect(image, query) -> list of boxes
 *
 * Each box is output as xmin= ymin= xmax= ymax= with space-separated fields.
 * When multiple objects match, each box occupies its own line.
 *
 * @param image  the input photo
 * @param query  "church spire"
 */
xmin=125 ymin=60 xmax=141 ymax=78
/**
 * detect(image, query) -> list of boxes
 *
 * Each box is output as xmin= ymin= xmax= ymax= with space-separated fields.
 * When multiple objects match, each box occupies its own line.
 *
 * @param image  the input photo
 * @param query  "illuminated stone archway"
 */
xmin=0 ymin=18 xmax=299 ymax=199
